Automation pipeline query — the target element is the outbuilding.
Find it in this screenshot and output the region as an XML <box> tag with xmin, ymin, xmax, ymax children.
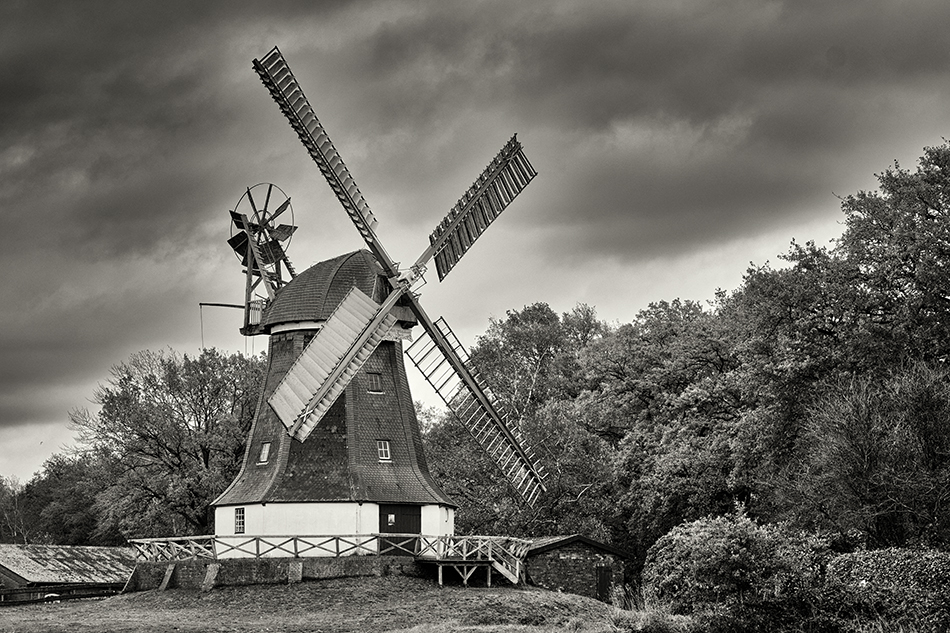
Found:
<box><xmin>525</xmin><ymin>534</ymin><xmax>628</xmax><ymax>603</ymax></box>
<box><xmin>0</xmin><ymin>544</ymin><xmax>135</xmax><ymax>603</ymax></box>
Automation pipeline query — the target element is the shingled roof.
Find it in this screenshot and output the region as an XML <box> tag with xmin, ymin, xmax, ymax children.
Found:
<box><xmin>0</xmin><ymin>544</ymin><xmax>135</xmax><ymax>587</ymax></box>
<box><xmin>260</xmin><ymin>250</ymin><xmax>383</xmax><ymax>330</ymax></box>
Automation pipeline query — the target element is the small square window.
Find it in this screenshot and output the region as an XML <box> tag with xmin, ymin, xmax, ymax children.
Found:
<box><xmin>234</xmin><ymin>507</ymin><xmax>245</xmax><ymax>534</ymax></box>
<box><xmin>367</xmin><ymin>372</ymin><xmax>383</xmax><ymax>393</ymax></box>
<box><xmin>377</xmin><ymin>440</ymin><xmax>391</xmax><ymax>462</ymax></box>
<box><xmin>257</xmin><ymin>442</ymin><xmax>271</xmax><ymax>463</ymax></box>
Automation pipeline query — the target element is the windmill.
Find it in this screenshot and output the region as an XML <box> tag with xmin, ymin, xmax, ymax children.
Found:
<box><xmin>213</xmin><ymin>47</ymin><xmax>544</xmax><ymax>543</ymax></box>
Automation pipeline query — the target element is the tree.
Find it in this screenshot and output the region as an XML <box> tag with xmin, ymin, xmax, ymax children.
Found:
<box><xmin>425</xmin><ymin>303</ymin><xmax>611</xmax><ymax>536</ymax></box>
<box><xmin>584</xmin><ymin>299</ymin><xmax>745</xmax><ymax>434</ymax></box>
<box><xmin>17</xmin><ymin>452</ymin><xmax>123</xmax><ymax>545</ymax></box>
<box><xmin>0</xmin><ymin>475</ymin><xmax>26</xmax><ymax>544</ymax></box>
<box><xmin>521</xmin><ymin>397</ymin><xmax>617</xmax><ymax>541</ymax></box>
<box><xmin>573</xmin><ymin>300</ymin><xmax>754</xmax><ymax>565</ymax></box>
<box><xmin>69</xmin><ymin>347</ymin><xmax>265</xmax><ymax>537</ymax></box>
<box><xmin>470</xmin><ymin>303</ymin><xmax>604</xmax><ymax>417</ymax></box>
<box><xmin>728</xmin><ymin>141</ymin><xmax>950</xmax><ymax>538</ymax></box>
<box><xmin>838</xmin><ymin>143</ymin><xmax>950</xmax><ymax>363</ymax></box>
<box><xmin>786</xmin><ymin>363</ymin><xmax>950</xmax><ymax>547</ymax></box>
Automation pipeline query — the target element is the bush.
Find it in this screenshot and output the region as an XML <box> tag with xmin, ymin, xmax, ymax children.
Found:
<box><xmin>822</xmin><ymin>549</ymin><xmax>950</xmax><ymax>632</ymax></box>
<box><xmin>641</xmin><ymin>512</ymin><xmax>831</xmax><ymax>632</ymax></box>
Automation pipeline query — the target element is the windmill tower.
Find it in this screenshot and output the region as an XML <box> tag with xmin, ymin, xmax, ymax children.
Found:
<box><xmin>213</xmin><ymin>47</ymin><xmax>544</xmax><ymax>546</ymax></box>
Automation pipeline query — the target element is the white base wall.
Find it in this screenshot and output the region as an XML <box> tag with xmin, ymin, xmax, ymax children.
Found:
<box><xmin>422</xmin><ymin>504</ymin><xmax>454</xmax><ymax>536</ymax></box>
<box><xmin>214</xmin><ymin>502</ymin><xmax>455</xmax><ymax>559</ymax></box>
<box><xmin>219</xmin><ymin>502</ymin><xmax>374</xmax><ymax>536</ymax></box>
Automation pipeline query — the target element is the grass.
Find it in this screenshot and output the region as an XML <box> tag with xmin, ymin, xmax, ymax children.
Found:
<box><xmin>0</xmin><ymin>575</ymin><xmax>620</xmax><ymax>633</ymax></box>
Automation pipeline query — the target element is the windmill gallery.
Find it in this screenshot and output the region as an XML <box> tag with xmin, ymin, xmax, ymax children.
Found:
<box><xmin>126</xmin><ymin>47</ymin><xmax>606</xmax><ymax>592</ymax></box>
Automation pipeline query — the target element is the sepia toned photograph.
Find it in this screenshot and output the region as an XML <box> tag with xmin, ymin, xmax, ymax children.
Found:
<box><xmin>2</xmin><ymin>1</ymin><xmax>950</xmax><ymax>631</ymax></box>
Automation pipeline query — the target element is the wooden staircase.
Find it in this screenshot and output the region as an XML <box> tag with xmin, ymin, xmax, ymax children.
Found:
<box><xmin>414</xmin><ymin>535</ymin><xmax>531</xmax><ymax>586</ymax></box>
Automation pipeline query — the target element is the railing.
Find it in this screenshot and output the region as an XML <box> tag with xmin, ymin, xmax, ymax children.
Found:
<box><xmin>131</xmin><ymin>536</ymin><xmax>215</xmax><ymax>561</ymax></box>
<box><xmin>130</xmin><ymin>534</ymin><xmax>531</xmax><ymax>584</ymax></box>
<box><xmin>415</xmin><ymin>534</ymin><xmax>531</xmax><ymax>581</ymax></box>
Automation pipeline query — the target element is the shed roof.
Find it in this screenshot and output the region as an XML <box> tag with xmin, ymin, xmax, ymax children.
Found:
<box><xmin>0</xmin><ymin>544</ymin><xmax>135</xmax><ymax>585</ymax></box>
<box><xmin>527</xmin><ymin>534</ymin><xmax>630</xmax><ymax>558</ymax></box>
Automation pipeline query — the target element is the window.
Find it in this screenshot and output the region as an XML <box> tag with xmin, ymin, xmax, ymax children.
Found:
<box><xmin>257</xmin><ymin>442</ymin><xmax>271</xmax><ymax>463</ymax></box>
<box><xmin>376</xmin><ymin>440</ymin><xmax>391</xmax><ymax>462</ymax></box>
<box><xmin>367</xmin><ymin>372</ymin><xmax>383</xmax><ymax>393</ymax></box>
<box><xmin>234</xmin><ymin>507</ymin><xmax>245</xmax><ymax>534</ymax></box>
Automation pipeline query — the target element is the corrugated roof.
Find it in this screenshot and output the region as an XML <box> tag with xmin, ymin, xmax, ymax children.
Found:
<box><xmin>0</xmin><ymin>544</ymin><xmax>135</xmax><ymax>585</ymax></box>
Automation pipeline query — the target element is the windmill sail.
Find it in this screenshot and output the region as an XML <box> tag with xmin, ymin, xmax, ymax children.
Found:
<box><xmin>418</xmin><ymin>136</ymin><xmax>537</xmax><ymax>282</ymax></box>
<box><xmin>254</xmin><ymin>47</ymin><xmax>380</xmax><ymax>245</ymax></box>
<box><xmin>269</xmin><ymin>287</ymin><xmax>398</xmax><ymax>441</ymax></box>
<box><xmin>252</xmin><ymin>45</ymin><xmax>544</xmax><ymax>505</ymax></box>
<box><xmin>406</xmin><ymin>312</ymin><xmax>546</xmax><ymax>506</ymax></box>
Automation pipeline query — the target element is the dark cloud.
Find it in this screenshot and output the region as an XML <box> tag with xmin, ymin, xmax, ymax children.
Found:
<box><xmin>3</xmin><ymin>0</ymin><xmax>950</xmax><ymax>478</ymax></box>
<box><xmin>259</xmin><ymin>0</ymin><xmax>950</xmax><ymax>262</ymax></box>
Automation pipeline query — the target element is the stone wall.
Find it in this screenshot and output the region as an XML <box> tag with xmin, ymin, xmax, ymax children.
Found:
<box><xmin>127</xmin><ymin>555</ymin><xmax>426</xmax><ymax>592</ymax></box>
<box><xmin>525</xmin><ymin>542</ymin><xmax>624</xmax><ymax>603</ymax></box>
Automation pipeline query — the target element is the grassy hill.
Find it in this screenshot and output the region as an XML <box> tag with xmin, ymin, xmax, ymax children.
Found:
<box><xmin>0</xmin><ymin>576</ymin><xmax>625</xmax><ymax>633</ymax></box>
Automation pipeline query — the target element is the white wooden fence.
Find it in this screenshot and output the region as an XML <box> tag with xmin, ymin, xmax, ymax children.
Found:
<box><xmin>129</xmin><ymin>533</ymin><xmax>531</xmax><ymax>584</ymax></box>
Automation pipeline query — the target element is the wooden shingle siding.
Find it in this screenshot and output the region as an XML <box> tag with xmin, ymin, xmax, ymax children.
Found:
<box><xmin>213</xmin><ymin>251</ymin><xmax>453</xmax><ymax>510</ymax></box>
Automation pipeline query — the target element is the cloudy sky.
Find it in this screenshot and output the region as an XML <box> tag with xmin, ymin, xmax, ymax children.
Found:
<box><xmin>3</xmin><ymin>0</ymin><xmax>950</xmax><ymax>481</ymax></box>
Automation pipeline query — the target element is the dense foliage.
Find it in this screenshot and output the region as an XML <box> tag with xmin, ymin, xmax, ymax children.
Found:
<box><xmin>643</xmin><ymin>513</ymin><xmax>823</xmax><ymax>612</ymax></box>
<box><xmin>424</xmin><ymin>142</ymin><xmax>950</xmax><ymax>568</ymax></box>
<box><xmin>822</xmin><ymin>549</ymin><xmax>950</xmax><ymax>631</ymax></box>
<box><xmin>641</xmin><ymin>513</ymin><xmax>831</xmax><ymax>632</ymax></box>
<box><xmin>420</xmin><ymin>142</ymin><xmax>950</xmax><ymax>629</ymax></box>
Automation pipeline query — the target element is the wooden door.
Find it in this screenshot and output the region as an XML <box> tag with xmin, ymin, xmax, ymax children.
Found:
<box><xmin>378</xmin><ymin>504</ymin><xmax>421</xmax><ymax>556</ymax></box>
<box><xmin>596</xmin><ymin>566</ymin><xmax>612</xmax><ymax>602</ymax></box>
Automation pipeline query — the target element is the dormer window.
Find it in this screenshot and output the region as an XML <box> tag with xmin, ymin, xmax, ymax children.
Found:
<box><xmin>377</xmin><ymin>440</ymin><xmax>392</xmax><ymax>462</ymax></box>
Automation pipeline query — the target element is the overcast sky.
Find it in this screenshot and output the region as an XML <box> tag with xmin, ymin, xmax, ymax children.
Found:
<box><xmin>3</xmin><ymin>0</ymin><xmax>950</xmax><ymax>481</ymax></box>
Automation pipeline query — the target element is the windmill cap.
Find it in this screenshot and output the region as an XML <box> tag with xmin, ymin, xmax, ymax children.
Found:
<box><xmin>258</xmin><ymin>250</ymin><xmax>414</xmax><ymax>333</ymax></box>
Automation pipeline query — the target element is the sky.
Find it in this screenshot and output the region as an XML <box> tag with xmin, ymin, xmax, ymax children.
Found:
<box><xmin>3</xmin><ymin>0</ymin><xmax>950</xmax><ymax>482</ymax></box>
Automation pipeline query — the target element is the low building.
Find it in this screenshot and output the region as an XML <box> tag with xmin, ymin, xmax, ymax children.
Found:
<box><xmin>525</xmin><ymin>535</ymin><xmax>628</xmax><ymax>603</ymax></box>
<box><xmin>0</xmin><ymin>544</ymin><xmax>135</xmax><ymax>603</ymax></box>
